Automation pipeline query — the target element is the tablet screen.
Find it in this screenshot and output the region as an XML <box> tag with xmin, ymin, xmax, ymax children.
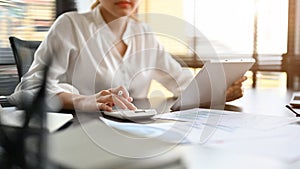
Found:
<box><xmin>171</xmin><ymin>58</ymin><xmax>255</xmax><ymax>111</ymax></box>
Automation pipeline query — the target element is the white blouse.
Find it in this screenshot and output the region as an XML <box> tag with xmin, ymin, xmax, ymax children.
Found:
<box><xmin>14</xmin><ymin>7</ymin><xmax>193</xmax><ymax>99</ymax></box>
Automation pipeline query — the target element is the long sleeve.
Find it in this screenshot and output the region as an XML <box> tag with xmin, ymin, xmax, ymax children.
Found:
<box><xmin>154</xmin><ymin>41</ymin><xmax>194</xmax><ymax>97</ymax></box>
<box><xmin>140</xmin><ymin>24</ymin><xmax>193</xmax><ymax>97</ymax></box>
<box><xmin>10</xmin><ymin>9</ymin><xmax>195</xmax><ymax>105</ymax></box>
<box><xmin>12</xmin><ymin>13</ymin><xmax>81</xmax><ymax>106</ymax></box>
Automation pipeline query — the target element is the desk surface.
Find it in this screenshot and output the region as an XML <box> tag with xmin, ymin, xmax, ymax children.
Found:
<box><xmin>228</xmin><ymin>88</ymin><xmax>294</xmax><ymax>117</ymax></box>
<box><xmin>138</xmin><ymin>88</ymin><xmax>294</xmax><ymax>117</ymax></box>
<box><xmin>72</xmin><ymin>88</ymin><xmax>295</xmax><ymax>125</ymax></box>
<box><xmin>49</xmin><ymin>88</ymin><xmax>300</xmax><ymax>169</ymax></box>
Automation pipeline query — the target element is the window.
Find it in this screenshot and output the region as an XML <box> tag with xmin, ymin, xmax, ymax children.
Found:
<box><xmin>138</xmin><ymin>0</ymin><xmax>291</xmax><ymax>89</ymax></box>
<box><xmin>0</xmin><ymin>0</ymin><xmax>55</xmax><ymax>47</ymax></box>
<box><xmin>139</xmin><ymin>0</ymin><xmax>288</xmax><ymax>65</ymax></box>
<box><xmin>0</xmin><ymin>0</ymin><xmax>55</xmax><ymax>95</ymax></box>
<box><xmin>76</xmin><ymin>0</ymin><xmax>289</xmax><ymax>62</ymax></box>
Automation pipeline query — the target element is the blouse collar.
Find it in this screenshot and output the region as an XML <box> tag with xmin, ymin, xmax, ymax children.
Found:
<box><xmin>91</xmin><ymin>6</ymin><xmax>135</xmax><ymax>45</ymax></box>
<box><xmin>92</xmin><ymin>6</ymin><xmax>106</xmax><ymax>28</ymax></box>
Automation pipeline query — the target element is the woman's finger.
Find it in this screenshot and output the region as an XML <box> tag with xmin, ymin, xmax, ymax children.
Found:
<box><xmin>97</xmin><ymin>103</ymin><xmax>113</xmax><ymax>111</ymax></box>
<box><xmin>127</xmin><ymin>97</ymin><xmax>133</xmax><ymax>102</ymax></box>
<box><xmin>96</xmin><ymin>90</ymin><xmax>111</xmax><ymax>97</ymax></box>
<box><xmin>226</xmin><ymin>84</ymin><xmax>244</xmax><ymax>102</ymax></box>
<box><xmin>116</xmin><ymin>95</ymin><xmax>137</xmax><ymax>110</ymax></box>
<box><xmin>112</xmin><ymin>95</ymin><xmax>128</xmax><ymax>109</ymax></box>
<box><xmin>97</xmin><ymin>94</ymin><xmax>114</xmax><ymax>103</ymax></box>
<box><xmin>233</xmin><ymin>76</ymin><xmax>247</xmax><ymax>85</ymax></box>
<box><xmin>96</xmin><ymin>93</ymin><xmax>136</xmax><ymax>110</ymax></box>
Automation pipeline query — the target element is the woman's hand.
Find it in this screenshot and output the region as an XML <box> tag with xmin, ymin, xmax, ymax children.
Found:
<box><xmin>58</xmin><ymin>86</ymin><xmax>136</xmax><ymax>112</ymax></box>
<box><xmin>225</xmin><ymin>76</ymin><xmax>247</xmax><ymax>102</ymax></box>
<box><xmin>108</xmin><ymin>86</ymin><xmax>136</xmax><ymax>111</ymax></box>
<box><xmin>81</xmin><ymin>86</ymin><xmax>136</xmax><ymax>112</ymax></box>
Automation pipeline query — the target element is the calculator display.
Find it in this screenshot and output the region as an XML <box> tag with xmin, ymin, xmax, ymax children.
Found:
<box><xmin>103</xmin><ymin>109</ymin><xmax>157</xmax><ymax>120</ymax></box>
<box><xmin>134</xmin><ymin>110</ymin><xmax>146</xmax><ymax>113</ymax></box>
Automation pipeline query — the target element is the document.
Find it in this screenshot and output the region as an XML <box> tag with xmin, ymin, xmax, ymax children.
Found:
<box><xmin>153</xmin><ymin>108</ymin><xmax>300</xmax><ymax>162</ymax></box>
<box><xmin>154</xmin><ymin>108</ymin><xmax>300</xmax><ymax>130</ymax></box>
<box><xmin>99</xmin><ymin>108</ymin><xmax>300</xmax><ymax>145</ymax></box>
<box><xmin>206</xmin><ymin>124</ymin><xmax>300</xmax><ymax>162</ymax></box>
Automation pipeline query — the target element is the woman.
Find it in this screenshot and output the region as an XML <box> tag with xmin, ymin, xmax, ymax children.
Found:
<box><xmin>12</xmin><ymin>0</ymin><xmax>246</xmax><ymax>112</ymax></box>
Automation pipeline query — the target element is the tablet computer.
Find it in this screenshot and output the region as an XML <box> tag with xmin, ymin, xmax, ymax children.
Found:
<box><xmin>171</xmin><ymin>58</ymin><xmax>255</xmax><ymax>111</ymax></box>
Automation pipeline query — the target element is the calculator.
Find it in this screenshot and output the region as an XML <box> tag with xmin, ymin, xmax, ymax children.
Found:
<box><xmin>102</xmin><ymin>109</ymin><xmax>157</xmax><ymax>120</ymax></box>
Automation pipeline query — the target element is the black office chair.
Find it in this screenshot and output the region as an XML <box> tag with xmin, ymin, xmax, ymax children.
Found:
<box><xmin>9</xmin><ymin>36</ymin><xmax>41</xmax><ymax>81</ymax></box>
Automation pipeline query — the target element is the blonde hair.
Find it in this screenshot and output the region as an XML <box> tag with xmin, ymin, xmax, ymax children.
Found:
<box><xmin>91</xmin><ymin>0</ymin><xmax>139</xmax><ymax>21</ymax></box>
<box><xmin>91</xmin><ymin>0</ymin><xmax>100</xmax><ymax>10</ymax></box>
